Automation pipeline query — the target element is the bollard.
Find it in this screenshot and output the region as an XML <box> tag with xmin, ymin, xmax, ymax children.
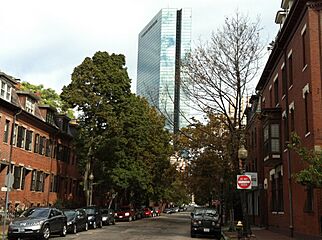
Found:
<box><xmin>236</xmin><ymin>221</ymin><xmax>243</xmax><ymax>239</ymax></box>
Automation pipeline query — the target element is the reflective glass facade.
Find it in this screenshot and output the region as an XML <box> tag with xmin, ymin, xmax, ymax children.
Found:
<box><xmin>137</xmin><ymin>8</ymin><xmax>192</xmax><ymax>132</ymax></box>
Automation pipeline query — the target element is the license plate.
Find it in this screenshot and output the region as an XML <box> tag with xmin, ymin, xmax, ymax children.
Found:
<box><xmin>203</xmin><ymin>228</ymin><xmax>210</xmax><ymax>232</ymax></box>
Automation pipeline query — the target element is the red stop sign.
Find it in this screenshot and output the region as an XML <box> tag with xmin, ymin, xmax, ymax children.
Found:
<box><xmin>237</xmin><ymin>175</ymin><xmax>252</xmax><ymax>189</ymax></box>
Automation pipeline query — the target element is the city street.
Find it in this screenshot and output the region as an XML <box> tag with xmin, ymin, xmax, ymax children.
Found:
<box><xmin>58</xmin><ymin>212</ymin><xmax>216</xmax><ymax>240</ymax></box>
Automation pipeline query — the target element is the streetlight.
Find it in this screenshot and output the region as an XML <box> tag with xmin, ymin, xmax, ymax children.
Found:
<box><xmin>238</xmin><ymin>145</ymin><xmax>251</xmax><ymax>237</ymax></box>
<box><xmin>88</xmin><ymin>173</ymin><xmax>94</xmax><ymax>206</ymax></box>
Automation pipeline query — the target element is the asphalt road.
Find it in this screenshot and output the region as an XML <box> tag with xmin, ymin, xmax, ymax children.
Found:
<box><xmin>54</xmin><ymin>212</ymin><xmax>219</xmax><ymax>240</ymax></box>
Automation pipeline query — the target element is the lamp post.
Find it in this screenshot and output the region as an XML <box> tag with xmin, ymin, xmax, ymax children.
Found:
<box><xmin>88</xmin><ymin>173</ymin><xmax>94</xmax><ymax>206</ymax></box>
<box><xmin>238</xmin><ymin>145</ymin><xmax>251</xmax><ymax>237</ymax></box>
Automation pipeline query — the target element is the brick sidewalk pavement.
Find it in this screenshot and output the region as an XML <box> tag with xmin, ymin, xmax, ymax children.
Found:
<box><xmin>224</xmin><ymin>229</ymin><xmax>294</xmax><ymax>240</ymax></box>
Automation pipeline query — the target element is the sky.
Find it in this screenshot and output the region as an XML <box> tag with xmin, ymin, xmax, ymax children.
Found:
<box><xmin>0</xmin><ymin>0</ymin><xmax>281</xmax><ymax>94</ymax></box>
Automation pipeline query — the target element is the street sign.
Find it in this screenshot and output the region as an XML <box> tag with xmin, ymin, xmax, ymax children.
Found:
<box><xmin>245</xmin><ymin>172</ymin><xmax>258</xmax><ymax>187</ymax></box>
<box><xmin>5</xmin><ymin>173</ymin><xmax>14</xmax><ymax>188</ymax></box>
<box><xmin>237</xmin><ymin>175</ymin><xmax>252</xmax><ymax>189</ymax></box>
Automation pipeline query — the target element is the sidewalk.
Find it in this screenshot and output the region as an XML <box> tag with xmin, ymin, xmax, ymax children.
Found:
<box><xmin>224</xmin><ymin>228</ymin><xmax>294</xmax><ymax>240</ymax></box>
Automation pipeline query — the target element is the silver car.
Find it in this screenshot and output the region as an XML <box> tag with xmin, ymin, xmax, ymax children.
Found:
<box><xmin>7</xmin><ymin>207</ymin><xmax>67</xmax><ymax>240</ymax></box>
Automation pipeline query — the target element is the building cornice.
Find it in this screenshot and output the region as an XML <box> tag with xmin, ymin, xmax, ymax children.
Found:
<box><xmin>307</xmin><ymin>1</ymin><xmax>322</xmax><ymax>10</ymax></box>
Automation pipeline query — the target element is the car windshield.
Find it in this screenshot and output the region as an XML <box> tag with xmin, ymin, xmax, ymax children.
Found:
<box><xmin>194</xmin><ymin>208</ymin><xmax>217</xmax><ymax>216</ymax></box>
<box><xmin>84</xmin><ymin>208</ymin><xmax>95</xmax><ymax>214</ymax></box>
<box><xmin>64</xmin><ymin>210</ymin><xmax>76</xmax><ymax>219</ymax></box>
<box><xmin>21</xmin><ymin>208</ymin><xmax>50</xmax><ymax>218</ymax></box>
<box><xmin>101</xmin><ymin>209</ymin><xmax>110</xmax><ymax>214</ymax></box>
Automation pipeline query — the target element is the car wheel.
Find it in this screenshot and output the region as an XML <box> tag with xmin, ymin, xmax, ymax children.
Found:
<box><xmin>72</xmin><ymin>224</ymin><xmax>77</xmax><ymax>234</ymax></box>
<box><xmin>93</xmin><ymin>221</ymin><xmax>97</xmax><ymax>229</ymax></box>
<box><xmin>60</xmin><ymin>224</ymin><xmax>67</xmax><ymax>237</ymax></box>
<box><xmin>128</xmin><ymin>216</ymin><xmax>132</xmax><ymax>222</ymax></box>
<box><xmin>98</xmin><ymin>220</ymin><xmax>103</xmax><ymax>228</ymax></box>
<box><xmin>42</xmin><ymin>225</ymin><xmax>50</xmax><ymax>240</ymax></box>
<box><xmin>190</xmin><ymin>231</ymin><xmax>196</xmax><ymax>238</ymax></box>
<box><xmin>84</xmin><ymin>222</ymin><xmax>89</xmax><ymax>231</ymax></box>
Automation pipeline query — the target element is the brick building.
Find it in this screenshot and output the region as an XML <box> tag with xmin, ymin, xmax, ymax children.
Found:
<box><xmin>245</xmin><ymin>0</ymin><xmax>322</xmax><ymax>239</ymax></box>
<box><xmin>0</xmin><ymin>71</ymin><xmax>84</xmax><ymax>212</ymax></box>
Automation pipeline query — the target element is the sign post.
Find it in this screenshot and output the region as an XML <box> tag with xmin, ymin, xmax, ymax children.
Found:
<box><xmin>237</xmin><ymin>175</ymin><xmax>252</xmax><ymax>190</ymax></box>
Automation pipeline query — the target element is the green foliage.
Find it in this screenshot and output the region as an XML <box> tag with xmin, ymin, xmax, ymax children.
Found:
<box><xmin>288</xmin><ymin>133</ymin><xmax>322</xmax><ymax>188</ymax></box>
<box><xmin>61</xmin><ymin>51</ymin><xmax>174</xmax><ymax>205</ymax></box>
<box><xmin>20</xmin><ymin>82</ymin><xmax>74</xmax><ymax>118</ymax></box>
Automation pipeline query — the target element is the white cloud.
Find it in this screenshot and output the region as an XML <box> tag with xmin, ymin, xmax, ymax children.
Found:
<box><xmin>0</xmin><ymin>0</ymin><xmax>281</xmax><ymax>93</ymax></box>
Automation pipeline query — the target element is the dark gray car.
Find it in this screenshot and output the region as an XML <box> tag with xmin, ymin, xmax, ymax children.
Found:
<box><xmin>101</xmin><ymin>208</ymin><xmax>115</xmax><ymax>225</ymax></box>
<box><xmin>7</xmin><ymin>207</ymin><xmax>67</xmax><ymax>240</ymax></box>
<box><xmin>190</xmin><ymin>207</ymin><xmax>221</xmax><ymax>239</ymax></box>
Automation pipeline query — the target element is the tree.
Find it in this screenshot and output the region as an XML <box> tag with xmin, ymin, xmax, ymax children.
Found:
<box><xmin>61</xmin><ymin>51</ymin><xmax>173</xmax><ymax>206</ymax></box>
<box><xmin>182</xmin><ymin>11</ymin><xmax>265</xmax><ymax>173</ymax></box>
<box><xmin>288</xmin><ymin>134</ymin><xmax>322</xmax><ymax>188</ymax></box>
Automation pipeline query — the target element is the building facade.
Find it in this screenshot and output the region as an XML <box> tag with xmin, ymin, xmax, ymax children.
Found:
<box><xmin>136</xmin><ymin>8</ymin><xmax>192</xmax><ymax>132</ymax></box>
<box><xmin>246</xmin><ymin>0</ymin><xmax>322</xmax><ymax>238</ymax></box>
<box><xmin>0</xmin><ymin>72</ymin><xmax>83</xmax><ymax>213</ymax></box>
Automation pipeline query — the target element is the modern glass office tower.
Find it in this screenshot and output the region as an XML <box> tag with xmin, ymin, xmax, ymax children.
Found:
<box><xmin>137</xmin><ymin>8</ymin><xmax>192</xmax><ymax>132</ymax></box>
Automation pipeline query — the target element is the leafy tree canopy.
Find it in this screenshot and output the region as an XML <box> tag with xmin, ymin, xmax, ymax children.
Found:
<box><xmin>288</xmin><ymin>133</ymin><xmax>322</xmax><ymax>188</ymax></box>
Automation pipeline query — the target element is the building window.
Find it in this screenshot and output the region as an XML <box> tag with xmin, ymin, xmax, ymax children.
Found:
<box><xmin>0</xmin><ymin>80</ymin><xmax>12</xmax><ymax>102</ymax></box>
<box><xmin>31</xmin><ymin>170</ymin><xmax>37</xmax><ymax>191</ymax></box>
<box><xmin>13</xmin><ymin>166</ymin><xmax>26</xmax><ymax>190</ymax></box>
<box><xmin>271</xmin><ymin>168</ymin><xmax>284</xmax><ymax>212</ymax></box>
<box><xmin>46</xmin><ymin>111</ymin><xmax>55</xmax><ymax>125</ymax></box>
<box><xmin>25</xmin><ymin>130</ymin><xmax>33</xmax><ymax>151</ymax></box>
<box><xmin>3</xmin><ymin>120</ymin><xmax>10</xmax><ymax>143</ymax></box>
<box><xmin>45</xmin><ymin>139</ymin><xmax>51</xmax><ymax>157</ymax></box>
<box><xmin>31</xmin><ymin>170</ymin><xmax>45</xmax><ymax>192</ymax></box>
<box><xmin>274</xmin><ymin>78</ymin><xmax>279</xmax><ymax>106</ymax></box>
<box><xmin>25</xmin><ymin>97</ymin><xmax>35</xmax><ymax>114</ymax></box>
<box><xmin>304</xmin><ymin>92</ymin><xmax>309</xmax><ymax>133</ymax></box>
<box><xmin>302</xmin><ymin>28</ymin><xmax>307</xmax><ymax>68</ymax></box>
<box><xmin>50</xmin><ymin>175</ymin><xmax>59</xmax><ymax>193</ymax></box>
<box><xmin>264</xmin><ymin>123</ymin><xmax>280</xmax><ymax>157</ymax></box>
<box><xmin>34</xmin><ymin>134</ymin><xmax>40</xmax><ymax>153</ymax></box>
<box><xmin>282</xmin><ymin>66</ymin><xmax>287</xmax><ymax>96</ymax></box>
<box><xmin>39</xmin><ymin>137</ymin><xmax>46</xmax><ymax>155</ymax></box>
<box><xmin>305</xmin><ymin>185</ymin><xmax>314</xmax><ymax>212</ymax></box>
<box><xmin>16</xmin><ymin>126</ymin><xmax>26</xmax><ymax>148</ymax></box>
<box><xmin>12</xmin><ymin>124</ymin><xmax>18</xmax><ymax>146</ymax></box>
<box><xmin>288</xmin><ymin>54</ymin><xmax>293</xmax><ymax>86</ymax></box>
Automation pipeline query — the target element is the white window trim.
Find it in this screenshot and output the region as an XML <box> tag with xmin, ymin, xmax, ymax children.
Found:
<box><xmin>301</xmin><ymin>24</ymin><xmax>307</xmax><ymax>35</ymax></box>
<box><xmin>273</xmin><ymin>74</ymin><xmax>279</xmax><ymax>82</ymax></box>
<box><xmin>280</xmin><ymin>62</ymin><xmax>285</xmax><ymax>70</ymax></box>
<box><xmin>302</xmin><ymin>83</ymin><xmax>310</xmax><ymax>98</ymax></box>
<box><xmin>287</xmin><ymin>49</ymin><xmax>293</xmax><ymax>58</ymax></box>
<box><xmin>289</xmin><ymin>101</ymin><xmax>295</xmax><ymax>112</ymax></box>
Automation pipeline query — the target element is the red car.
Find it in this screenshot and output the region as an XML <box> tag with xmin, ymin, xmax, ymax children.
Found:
<box><xmin>143</xmin><ymin>208</ymin><xmax>152</xmax><ymax>217</ymax></box>
<box><xmin>115</xmin><ymin>207</ymin><xmax>136</xmax><ymax>222</ymax></box>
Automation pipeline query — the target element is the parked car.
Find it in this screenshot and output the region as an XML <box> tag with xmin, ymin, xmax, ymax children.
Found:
<box><xmin>142</xmin><ymin>207</ymin><xmax>152</xmax><ymax>218</ymax></box>
<box><xmin>151</xmin><ymin>207</ymin><xmax>161</xmax><ymax>216</ymax></box>
<box><xmin>83</xmin><ymin>206</ymin><xmax>103</xmax><ymax>229</ymax></box>
<box><xmin>190</xmin><ymin>207</ymin><xmax>221</xmax><ymax>239</ymax></box>
<box><xmin>101</xmin><ymin>208</ymin><xmax>115</xmax><ymax>225</ymax></box>
<box><xmin>7</xmin><ymin>207</ymin><xmax>67</xmax><ymax>240</ymax></box>
<box><xmin>63</xmin><ymin>209</ymin><xmax>88</xmax><ymax>234</ymax></box>
<box><xmin>163</xmin><ymin>208</ymin><xmax>174</xmax><ymax>214</ymax></box>
<box><xmin>115</xmin><ymin>207</ymin><xmax>136</xmax><ymax>222</ymax></box>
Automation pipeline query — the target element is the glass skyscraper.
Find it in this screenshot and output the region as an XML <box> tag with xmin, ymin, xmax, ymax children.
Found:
<box><xmin>137</xmin><ymin>8</ymin><xmax>192</xmax><ymax>132</ymax></box>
